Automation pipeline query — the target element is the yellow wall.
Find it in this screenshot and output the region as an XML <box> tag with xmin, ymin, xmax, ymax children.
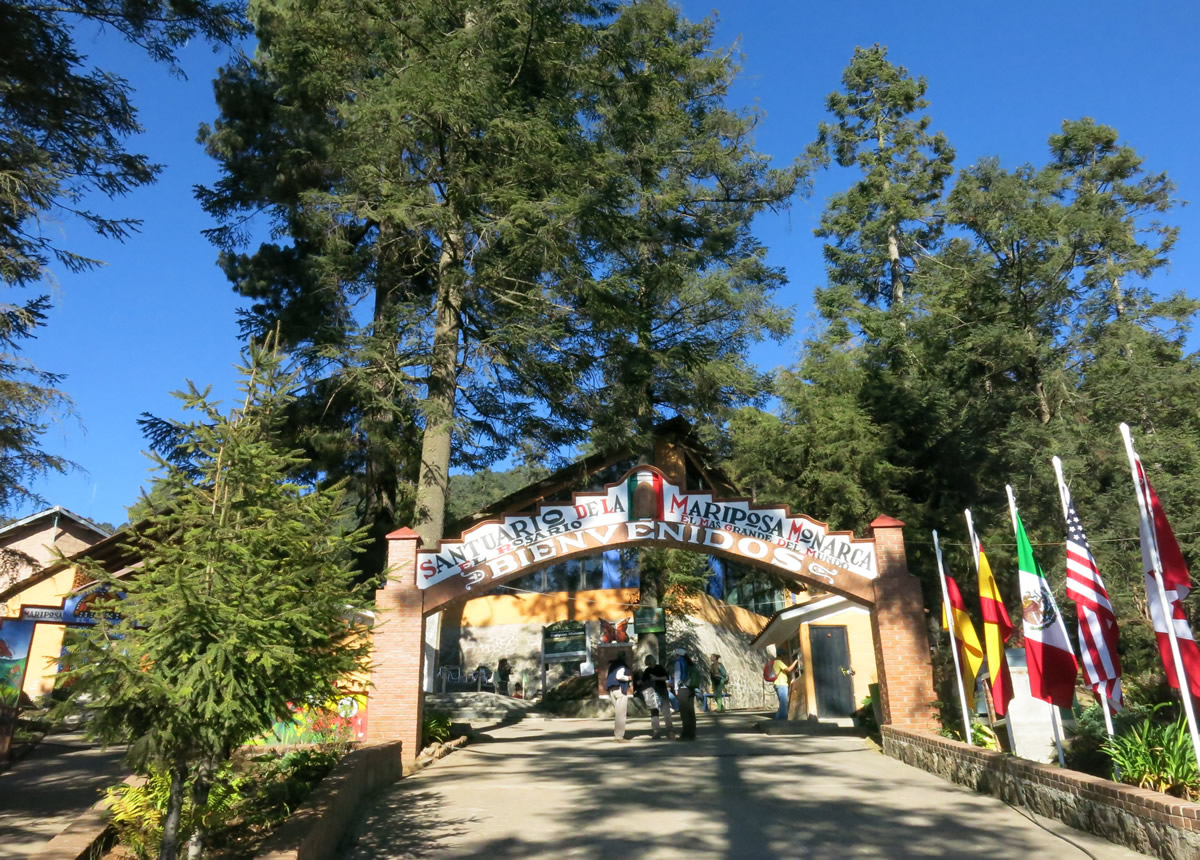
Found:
<box><xmin>798</xmin><ymin>608</ymin><xmax>877</xmax><ymax>719</ymax></box>
<box><xmin>3</xmin><ymin>566</ymin><xmax>78</xmax><ymax>699</ymax></box>
<box><xmin>453</xmin><ymin>587</ymin><xmax>768</xmax><ymax>637</ymax></box>
<box><xmin>456</xmin><ymin>587</ymin><xmax>642</xmax><ymax>627</ymax></box>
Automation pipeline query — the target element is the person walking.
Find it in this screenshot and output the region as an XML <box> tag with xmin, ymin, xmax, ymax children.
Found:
<box><xmin>768</xmin><ymin>651</ymin><xmax>800</xmax><ymax>720</ymax></box>
<box><xmin>640</xmin><ymin>654</ymin><xmax>673</xmax><ymax>739</ymax></box>
<box><xmin>677</xmin><ymin>653</ymin><xmax>703</xmax><ymax>741</ymax></box>
<box><xmin>668</xmin><ymin>647</ymin><xmax>687</xmax><ymax>712</ymax></box>
<box><xmin>496</xmin><ymin>658</ymin><xmax>511</xmax><ymax>696</ymax></box>
<box><xmin>606</xmin><ymin>655</ymin><xmax>633</xmax><ymax>742</ymax></box>
<box><xmin>709</xmin><ymin>654</ymin><xmax>728</xmax><ymax>712</ymax></box>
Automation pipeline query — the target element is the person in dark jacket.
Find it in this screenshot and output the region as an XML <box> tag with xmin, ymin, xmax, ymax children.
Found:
<box><xmin>606</xmin><ymin>654</ymin><xmax>633</xmax><ymax>742</ymax></box>
<box><xmin>640</xmin><ymin>654</ymin><xmax>673</xmax><ymax>739</ymax></box>
<box><xmin>677</xmin><ymin>654</ymin><xmax>703</xmax><ymax>741</ymax></box>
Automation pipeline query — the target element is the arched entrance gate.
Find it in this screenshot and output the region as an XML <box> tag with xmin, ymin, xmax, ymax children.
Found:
<box><xmin>369</xmin><ymin>458</ymin><xmax>937</xmax><ymax>757</ymax></box>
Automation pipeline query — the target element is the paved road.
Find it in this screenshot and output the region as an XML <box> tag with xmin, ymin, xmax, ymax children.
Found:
<box><xmin>0</xmin><ymin>734</ymin><xmax>127</xmax><ymax>859</ymax></box>
<box><xmin>343</xmin><ymin>712</ymin><xmax>1148</xmax><ymax>860</ymax></box>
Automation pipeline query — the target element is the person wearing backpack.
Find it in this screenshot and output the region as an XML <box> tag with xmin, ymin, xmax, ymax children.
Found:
<box><xmin>606</xmin><ymin>654</ymin><xmax>634</xmax><ymax>742</ymax></box>
<box><xmin>765</xmin><ymin>651</ymin><xmax>799</xmax><ymax>720</ymax></box>
<box><xmin>709</xmin><ymin>654</ymin><xmax>728</xmax><ymax>712</ymax></box>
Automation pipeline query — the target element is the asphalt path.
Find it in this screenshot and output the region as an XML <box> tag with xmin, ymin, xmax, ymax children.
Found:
<box><xmin>342</xmin><ymin>712</ymin><xmax>1150</xmax><ymax>859</ymax></box>
<box><xmin>0</xmin><ymin>733</ymin><xmax>127</xmax><ymax>859</ymax></box>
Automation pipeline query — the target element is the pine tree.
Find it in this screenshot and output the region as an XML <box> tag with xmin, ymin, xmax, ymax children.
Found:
<box><xmin>0</xmin><ymin>0</ymin><xmax>247</xmax><ymax>517</ymax></box>
<box><xmin>808</xmin><ymin>44</ymin><xmax>954</xmax><ymax>342</ymax></box>
<box><xmin>60</xmin><ymin>339</ymin><xmax>369</xmax><ymax>860</ymax></box>
<box><xmin>571</xmin><ymin>1</ymin><xmax>802</xmax><ymax>450</ymax></box>
<box><xmin>198</xmin><ymin>0</ymin><xmax>803</xmax><ymax>560</ymax></box>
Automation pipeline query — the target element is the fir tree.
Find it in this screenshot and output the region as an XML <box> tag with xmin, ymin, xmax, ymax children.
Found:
<box><xmin>198</xmin><ymin>0</ymin><xmax>803</xmax><ymax>562</ymax></box>
<box><xmin>0</xmin><ymin>0</ymin><xmax>247</xmax><ymax>517</ymax></box>
<box><xmin>808</xmin><ymin>44</ymin><xmax>954</xmax><ymax>342</ymax></box>
<box><xmin>60</xmin><ymin>338</ymin><xmax>370</xmax><ymax>860</ymax></box>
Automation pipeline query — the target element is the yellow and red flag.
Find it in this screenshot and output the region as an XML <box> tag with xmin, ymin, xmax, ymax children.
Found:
<box><xmin>941</xmin><ymin>575</ymin><xmax>984</xmax><ymax>710</ymax></box>
<box><xmin>976</xmin><ymin>536</ymin><xmax>1015</xmax><ymax>717</ymax></box>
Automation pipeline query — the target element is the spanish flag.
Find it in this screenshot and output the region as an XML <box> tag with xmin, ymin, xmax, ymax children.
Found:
<box><xmin>941</xmin><ymin>575</ymin><xmax>984</xmax><ymax>710</ymax></box>
<box><xmin>976</xmin><ymin>538</ymin><xmax>1015</xmax><ymax>717</ymax></box>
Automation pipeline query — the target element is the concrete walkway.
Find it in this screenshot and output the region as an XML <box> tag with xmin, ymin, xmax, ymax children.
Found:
<box><xmin>0</xmin><ymin>734</ymin><xmax>127</xmax><ymax>859</ymax></box>
<box><xmin>343</xmin><ymin>712</ymin><xmax>1149</xmax><ymax>859</ymax></box>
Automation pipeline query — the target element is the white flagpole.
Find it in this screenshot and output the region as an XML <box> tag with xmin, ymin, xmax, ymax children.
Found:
<box><xmin>1005</xmin><ymin>485</ymin><xmax>1066</xmax><ymax>768</ymax></box>
<box><xmin>1120</xmin><ymin>423</ymin><xmax>1200</xmax><ymax>768</ymax></box>
<box><xmin>933</xmin><ymin>529</ymin><xmax>973</xmax><ymax>744</ymax></box>
<box><xmin>1051</xmin><ymin>455</ymin><xmax>1117</xmax><ymax>744</ymax></box>
<box><xmin>965</xmin><ymin>508</ymin><xmax>1017</xmax><ymax>753</ymax></box>
<box><xmin>1050</xmin><ymin>704</ymin><xmax>1066</xmax><ymax>768</ymax></box>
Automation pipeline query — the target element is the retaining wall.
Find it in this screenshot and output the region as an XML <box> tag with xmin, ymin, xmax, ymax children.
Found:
<box><xmin>882</xmin><ymin>726</ymin><xmax>1200</xmax><ymax>860</ymax></box>
<box><xmin>257</xmin><ymin>740</ymin><xmax>403</xmax><ymax>860</ymax></box>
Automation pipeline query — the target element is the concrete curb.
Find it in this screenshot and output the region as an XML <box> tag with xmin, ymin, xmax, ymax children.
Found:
<box><xmin>40</xmin><ymin>775</ymin><xmax>141</xmax><ymax>860</ymax></box>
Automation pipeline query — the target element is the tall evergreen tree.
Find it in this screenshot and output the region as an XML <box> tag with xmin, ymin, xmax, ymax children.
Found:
<box><xmin>198</xmin><ymin>0</ymin><xmax>803</xmax><ymax>563</ymax></box>
<box><xmin>807</xmin><ymin>44</ymin><xmax>954</xmax><ymax>343</ymax></box>
<box><xmin>571</xmin><ymin>2</ymin><xmax>801</xmax><ymax>450</ymax></box>
<box><xmin>0</xmin><ymin>0</ymin><xmax>247</xmax><ymax>516</ymax></box>
<box><xmin>742</xmin><ymin>43</ymin><xmax>1200</xmax><ymax>676</ymax></box>
<box><xmin>61</xmin><ymin>340</ymin><xmax>370</xmax><ymax>860</ymax></box>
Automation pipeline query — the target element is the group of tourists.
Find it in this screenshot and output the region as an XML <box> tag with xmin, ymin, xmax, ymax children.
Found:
<box><xmin>605</xmin><ymin>649</ymin><xmax>745</xmax><ymax>743</ymax></box>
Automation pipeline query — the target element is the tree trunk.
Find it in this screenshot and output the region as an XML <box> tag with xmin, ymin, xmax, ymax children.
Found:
<box><xmin>362</xmin><ymin>231</ymin><xmax>402</xmax><ymax>579</ymax></box>
<box><xmin>184</xmin><ymin>754</ymin><xmax>219</xmax><ymax>860</ymax></box>
<box><xmin>413</xmin><ymin>231</ymin><xmax>463</xmax><ymax>549</ymax></box>
<box><xmin>158</xmin><ymin>758</ymin><xmax>189</xmax><ymax>860</ymax></box>
<box><xmin>887</xmin><ymin>224</ymin><xmax>903</xmax><ymax>307</ymax></box>
<box><xmin>1034</xmin><ymin>380</ymin><xmax>1051</xmax><ymax>425</ymax></box>
<box><xmin>635</xmin><ymin>566</ymin><xmax>661</xmax><ymax>666</ymax></box>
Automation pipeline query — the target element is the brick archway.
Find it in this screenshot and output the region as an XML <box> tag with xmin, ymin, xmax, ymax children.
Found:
<box><xmin>369</xmin><ymin>469</ymin><xmax>936</xmax><ymax>759</ymax></box>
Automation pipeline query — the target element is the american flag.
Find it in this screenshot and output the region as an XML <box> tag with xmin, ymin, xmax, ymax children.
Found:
<box><xmin>1062</xmin><ymin>492</ymin><xmax>1123</xmax><ymax>707</ymax></box>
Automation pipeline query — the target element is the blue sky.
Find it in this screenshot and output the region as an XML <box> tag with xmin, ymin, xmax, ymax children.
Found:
<box><xmin>18</xmin><ymin>0</ymin><xmax>1200</xmax><ymax>527</ymax></box>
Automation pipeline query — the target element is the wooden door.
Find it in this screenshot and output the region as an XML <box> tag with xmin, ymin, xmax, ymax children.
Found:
<box><xmin>809</xmin><ymin>625</ymin><xmax>855</xmax><ymax>718</ymax></box>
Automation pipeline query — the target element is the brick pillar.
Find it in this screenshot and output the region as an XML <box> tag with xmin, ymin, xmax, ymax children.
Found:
<box><xmin>869</xmin><ymin>515</ymin><xmax>938</xmax><ymax>731</ymax></box>
<box><xmin>368</xmin><ymin>527</ymin><xmax>425</xmax><ymax>760</ymax></box>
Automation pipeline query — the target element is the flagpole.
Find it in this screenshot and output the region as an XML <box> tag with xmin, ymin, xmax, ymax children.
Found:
<box><xmin>965</xmin><ymin>508</ymin><xmax>1017</xmax><ymax>753</ymax></box>
<box><xmin>1120</xmin><ymin>423</ymin><xmax>1200</xmax><ymax>768</ymax></box>
<box><xmin>1051</xmin><ymin>455</ymin><xmax>1117</xmax><ymax>746</ymax></box>
<box><xmin>934</xmin><ymin>529</ymin><xmax>973</xmax><ymax>744</ymax></box>
<box><xmin>1005</xmin><ymin>485</ymin><xmax>1066</xmax><ymax>768</ymax></box>
<box><xmin>1050</xmin><ymin>703</ymin><xmax>1066</xmax><ymax>768</ymax></box>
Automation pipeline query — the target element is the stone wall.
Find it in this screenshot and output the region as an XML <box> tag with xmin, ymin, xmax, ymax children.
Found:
<box><xmin>882</xmin><ymin>726</ymin><xmax>1200</xmax><ymax>860</ymax></box>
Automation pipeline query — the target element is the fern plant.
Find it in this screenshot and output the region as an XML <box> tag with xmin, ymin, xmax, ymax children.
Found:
<box><xmin>106</xmin><ymin>765</ymin><xmax>246</xmax><ymax>859</ymax></box>
<box><xmin>422</xmin><ymin>710</ymin><xmax>453</xmax><ymax>748</ymax></box>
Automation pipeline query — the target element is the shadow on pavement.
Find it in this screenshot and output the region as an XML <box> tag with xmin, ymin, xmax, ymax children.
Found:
<box><xmin>342</xmin><ymin>714</ymin><xmax>1132</xmax><ymax>860</ymax></box>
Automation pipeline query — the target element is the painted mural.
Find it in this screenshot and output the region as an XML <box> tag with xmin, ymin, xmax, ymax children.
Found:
<box><xmin>0</xmin><ymin>619</ymin><xmax>37</xmax><ymax>756</ymax></box>
<box><xmin>250</xmin><ymin>693</ymin><xmax>368</xmax><ymax>746</ymax></box>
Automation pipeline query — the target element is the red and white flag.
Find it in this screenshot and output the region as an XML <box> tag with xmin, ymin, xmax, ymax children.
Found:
<box><xmin>1054</xmin><ymin>459</ymin><xmax>1122</xmax><ymax>708</ymax></box>
<box><xmin>1128</xmin><ymin>441</ymin><xmax>1200</xmax><ymax>698</ymax></box>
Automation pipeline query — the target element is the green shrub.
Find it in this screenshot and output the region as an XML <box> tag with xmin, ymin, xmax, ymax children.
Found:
<box><xmin>106</xmin><ymin>749</ymin><xmax>342</xmax><ymax>858</ymax></box>
<box><xmin>1065</xmin><ymin>702</ymin><xmax>1150</xmax><ymax>777</ymax></box>
<box><xmin>971</xmin><ymin>723</ymin><xmax>1000</xmax><ymax>750</ymax></box>
<box><xmin>1102</xmin><ymin>705</ymin><xmax>1200</xmax><ymax>800</ymax></box>
<box><xmin>422</xmin><ymin>710</ymin><xmax>452</xmax><ymax>748</ymax></box>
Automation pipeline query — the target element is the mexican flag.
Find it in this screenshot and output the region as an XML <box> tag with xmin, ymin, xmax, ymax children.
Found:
<box><xmin>626</xmin><ymin>471</ymin><xmax>664</xmax><ymax>521</ymax></box>
<box><xmin>1013</xmin><ymin>507</ymin><xmax>1079</xmax><ymax>708</ymax></box>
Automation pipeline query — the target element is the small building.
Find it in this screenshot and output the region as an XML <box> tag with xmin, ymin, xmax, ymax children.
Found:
<box><xmin>0</xmin><ymin>507</ymin><xmax>114</xmax><ymax>701</ymax></box>
<box><xmin>750</xmin><ymin>595</ymin><xmax>877</xmax><ymax>720</ymax></box>
<box><xmin>432</xmin><ymin>420</ymin><xmax>881</xmax><ymax>717</ymax></box>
